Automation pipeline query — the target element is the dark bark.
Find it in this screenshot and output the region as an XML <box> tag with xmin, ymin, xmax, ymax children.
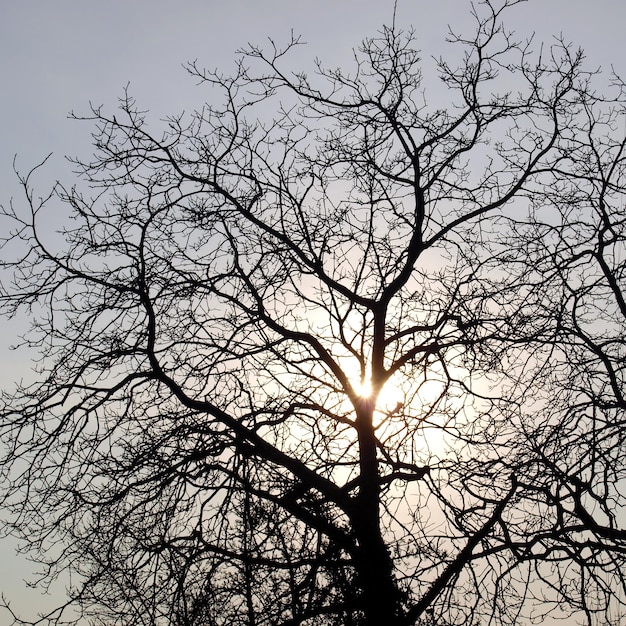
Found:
<box><xmin>352</xmin><ymin>401</ymin><xmax>406</xmax><ymax>625</ymax></box>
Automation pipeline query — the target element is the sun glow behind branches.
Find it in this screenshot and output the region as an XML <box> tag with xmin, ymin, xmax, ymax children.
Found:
<box><xmin>345</xmin><ymin>358</ymin><xmax>487</xmax><ymax>463</ymax></box>
<box><xmin>351</xmin><ymin>373</ymin><xmax>404</xmax><ymax>414</ymax></box>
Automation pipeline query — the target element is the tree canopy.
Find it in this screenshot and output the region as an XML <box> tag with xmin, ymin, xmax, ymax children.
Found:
<box><xmin>1</xmin><ymin>1</ymin><xmax>625</xmax><ymax>624</ymax></box>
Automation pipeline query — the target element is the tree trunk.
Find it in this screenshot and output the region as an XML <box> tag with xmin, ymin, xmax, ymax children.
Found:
<box><xmin>353</xmin><ymin>401</ymin><xmax>406</xmax><ymax>625</ymax></box>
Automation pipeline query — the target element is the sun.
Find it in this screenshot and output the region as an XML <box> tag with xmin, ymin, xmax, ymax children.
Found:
<box><xmin>353</xmin><ymin>377</ymin><xmax>373</xmax><ymax>399</ymax></box>
<box><xmin>352</xmin><ymin>375</ymin><xmax>404</xmax><ymax>413</ymax></box>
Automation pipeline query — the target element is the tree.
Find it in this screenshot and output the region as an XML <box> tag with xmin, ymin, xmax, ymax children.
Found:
<box><xmin>1</xmin><ymin>1</ymin><xmax>625</xmax><ymax>624</ymax></box>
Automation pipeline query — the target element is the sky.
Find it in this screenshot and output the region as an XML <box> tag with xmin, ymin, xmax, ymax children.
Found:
<box><xmin>1</xmin><ymin>0</ymin><xmax>626</xmax><ymax>622</ymax></box>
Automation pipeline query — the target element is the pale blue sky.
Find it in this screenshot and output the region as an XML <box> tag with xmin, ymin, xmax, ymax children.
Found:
<box><xmin>1</xmin><ymin>0</ymin><xmax>625</xmax><ymax>622</ymax></box>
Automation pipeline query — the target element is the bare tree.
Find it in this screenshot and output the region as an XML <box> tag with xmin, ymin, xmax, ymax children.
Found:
<box><xmin>1</xmin><ymin>1</ymin><xmax>625</xmax><ymax>624</ymax></box>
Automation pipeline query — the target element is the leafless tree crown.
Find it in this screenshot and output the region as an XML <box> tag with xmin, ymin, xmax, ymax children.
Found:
<box><xmin>1</xmin><ymin>1</ymin><xmax>625</xmax><ymax>624</ymax></box>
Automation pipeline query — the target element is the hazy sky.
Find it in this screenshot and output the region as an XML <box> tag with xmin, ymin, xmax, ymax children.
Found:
<box><xmin>1</xmin><ymin>0</ymin><xmax>626</xmax><ymax>622</ymax></box>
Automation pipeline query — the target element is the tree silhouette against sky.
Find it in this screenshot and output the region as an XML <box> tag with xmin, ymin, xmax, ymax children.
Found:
<box><xmin>1</xmin><ymin>1</ymin><xmax>625</xmax><ymax>624</ymax></box>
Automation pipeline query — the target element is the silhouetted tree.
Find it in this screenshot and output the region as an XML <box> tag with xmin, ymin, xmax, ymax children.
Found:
<box><xmin>1</xmin><ymin>1</ymin><xmax>625</xmax><ymax>624</ymax></box>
